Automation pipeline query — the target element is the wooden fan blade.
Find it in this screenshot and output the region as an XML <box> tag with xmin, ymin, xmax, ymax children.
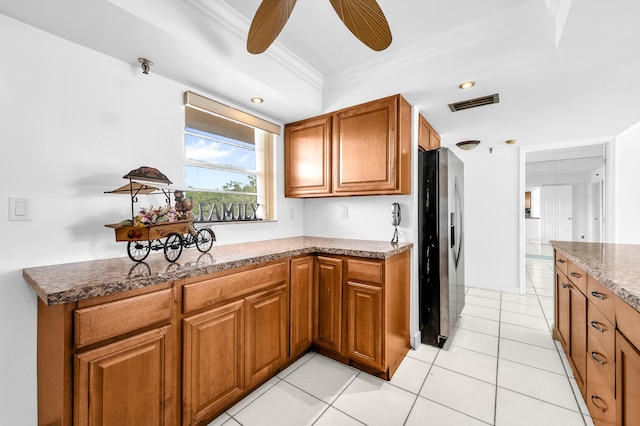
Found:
<box><xmin>247</xmin><ymin>0</ymin><xmax>297</xmax><ymax>54</ymax></box>
<box><xmin>329</xmin><ymin>0</ymin><xmax>392</xmax><ymax>51</ymax></box>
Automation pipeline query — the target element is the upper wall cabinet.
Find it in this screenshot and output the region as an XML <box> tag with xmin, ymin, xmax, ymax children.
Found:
<box><xmin>284</xmin><ymin>115</ymin><xmax>332</xmax><ymax>197</ymax></box>
<box><xmin>417</xmin><ymin>113</ymin><xmax>441</xmax><ymax>151</ymax></box>
<box><xmin>285</xmin><ymin>95</ymin><xmax>411</xmax><ymax>198</ymax></box>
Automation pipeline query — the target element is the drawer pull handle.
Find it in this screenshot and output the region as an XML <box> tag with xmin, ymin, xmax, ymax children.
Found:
<box><xmin>557</xmin><ymin>259</ymin><xmax>566</xmax><ymax>264</ymax></box>
<box><xmin>590</xmin><ymin>320</ymin><xmax>605</xmax><ymax>333</ymax></box>
<box><xmin>570</xmin><ymin>272</ymin><xmax>582</xmax><ymax>279</ymax></box>
<box><xmin>591</xmin><ymin>395</ymin><xmax>607</xmax><ymax>412</ymax></box>
<box><xmin>561</xmin><ymin>282</ymin><xmax>569</xmax><ymax>289</ymax></box>
<box><xmin>591</xmin><ymin>291</ymin><xmax>605</xmax><ymax>300</ymax></box>
<box><xmin>591</xmin><ymin>351</ymin><xmax>606</xmax><ymax>365</ymax></box>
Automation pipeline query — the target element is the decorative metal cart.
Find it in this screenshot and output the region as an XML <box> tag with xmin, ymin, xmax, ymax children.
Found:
<box><xmin>104</xmin><ymin>167</ymin><xmax>215</xmax><ymax>262</ymax></box>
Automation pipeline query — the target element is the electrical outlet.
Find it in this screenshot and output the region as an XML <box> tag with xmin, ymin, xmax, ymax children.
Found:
<box><xmin>341</xmin><ymin>206</ymin><xmax>348</xmax><ymax>219</ymax></box>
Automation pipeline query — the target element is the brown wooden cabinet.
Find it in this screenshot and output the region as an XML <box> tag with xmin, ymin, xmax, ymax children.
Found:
<box><xmin>74</xmin><ymin>325</ymin><xmax>174</xmax><ymax>426</ymax></box>
<box><xmin>417</xmin><ymin>113</ymin><xmax>441</xmax><ymax>151</ymax></box>
<box><xmin>37</xmin><ymin>283</ymin><xmax>177</xmax><ymax>426</ymax></box>
<box><xmin>569</xmin><ymin>282</ymin><xmax>587</xmax><ymax>395</ymax></box>
<box><xmin>586</xmin><ymin>278</ymin><xmax>617</xmax><ymax>425</ymax></box>
<box><xmin>290</xmin><ymin>256</ymin><xmax>314</xmax><ymax>357</ymax></box>
<box><xmin>555</xmin><ymin>249</ymin><xmax>640</xmax><ymax>426</ymax></box>
<box><xmin>245</xmin><ymin>285</ymin><xmax>288</xmax><ymax>388</ymax></box>
<box><xmin>181</xmin><ymin>261</ymin><xmax>288</xmax><ymax>425</ymax></box>
<box><xmin>346</xmin><ymin>281</ymin><xmax>383</xmax><ymax>370</ymax></box>
<box><xmin>614</xmin><ymin>293</ymin><xmax>640</xmax><ymax>426</ymax></box>
<box><xmin>284</xmin><ymin>115</ymin><xmax>332</xmax><ymax>197</ymax></box>
<box><xmin>314</xmin><ymin>252</ymin><xmax>410</xmax><ymax>379</ymax></box>
<box><xmin>616</xmin><ymin>331</ymin><xmax>640</xmax><ymax>426</ymax></box>
<box><xmin>554</xmin><ymin>261</ymin><xmax>586</xmax><ymax>396</ymax></box>
<box><xmin>284</xmin><ymin>94</ymin><xmax>411</xmax><ymax>198</ymax></box>
<box><xmin>35</xmin><ymin>247</ymin><xmax>411</xmax><ymax>425</ymax></box>
<box><xmin>314</xmin><ymin>256</ymin><xmax>344</xmax><ymax>353</ymax></box>
<box><xmin>182</xmin><ymin>300</ymin><xmax>245</xmax><ymax>425</ymax></box>
<box><xmin>556</xmin><ymin>270</ymin><xmax>570</xmax><ymax>349</ymax></box>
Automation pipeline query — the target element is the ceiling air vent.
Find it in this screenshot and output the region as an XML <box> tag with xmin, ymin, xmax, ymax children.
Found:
<box><xmin>448</xmin><ymin>93</ymin><xmax>500</xmax><ymax>112</ymax></box>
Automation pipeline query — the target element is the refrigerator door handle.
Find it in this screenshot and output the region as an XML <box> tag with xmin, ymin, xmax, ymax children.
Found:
<box><xmin>450</xmin><ymin>213</ymin><xmax>455</xmax><ymax>248</ymax></box>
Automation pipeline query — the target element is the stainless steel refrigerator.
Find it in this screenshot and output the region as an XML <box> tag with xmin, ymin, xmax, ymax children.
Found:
<box><xmin>418</xmin><ymin>148</ymin><xmax>465</xmax><ymax>347</ymax></box>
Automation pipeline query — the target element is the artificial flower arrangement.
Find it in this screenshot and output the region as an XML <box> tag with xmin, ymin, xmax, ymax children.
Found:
<box><xmin>118</xmin><ymin>204</ymin><xmax>179</xmax><ymax>227</ymax></box>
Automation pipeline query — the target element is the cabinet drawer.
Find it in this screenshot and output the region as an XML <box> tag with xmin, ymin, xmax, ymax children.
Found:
<box><xmin>587</xmin><ymin>276</ymin><xmax>615</xmax><ymax>324</ymax></box>
<box><xmin>587</xmin><ymin>302</ymin><xmax>615</xmax><ymax>358</ymax></box>
<box><xmin>555</xmin><ymin>251</ymin><xmax>568</xmax><ymax>275</ymax></box>
<box><xmin>586</xmin><ymin>374</ymin><xmax>616</xmax><ymax>426</ymax></box>
<box><xmin>567</xmin><ymin>261</ymin><xmax>587</xmax><ymax>294</ymax></box>
<box><xmin>588</xmin><ymin>335</ymin><xmax>615</xmax><ymax>391</ymax></box>
<box><xmin>347</xmin><ymin>258</ymin><xmax>383</xmax><ymax>285</ymax></box>
<box><xmin>74</xmin><ymin>288</ymin><xmax>172</xmax><ymax>347</ymax></box>
<box><xmin>183</xmin><ymin>261</ymin><xmax>287</xmax><ymax>314</ymax></box>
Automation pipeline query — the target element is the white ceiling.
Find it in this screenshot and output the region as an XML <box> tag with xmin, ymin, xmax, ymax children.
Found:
<box><xmin>2</xmin><ymin>0</ymin><xmax>639</xmax><ymax>150</ymax></box>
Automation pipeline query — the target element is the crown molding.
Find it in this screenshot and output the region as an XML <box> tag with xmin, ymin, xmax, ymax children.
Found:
<box><xmin>181</xmin><ymin>0</ymin><xmax>323</xmax><ymax>90</ymax></box>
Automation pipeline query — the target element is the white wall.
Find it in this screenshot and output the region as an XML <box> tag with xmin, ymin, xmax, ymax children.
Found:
<box><xmin>613</xmin><ymin>120</ymin><xmax>640</xmax><ymax>243</ymax></box>
<box><xmin>462</xmin><ymin>148</ymin><xmax>521</xmax><ymax>294</ymax></box>
<box><xmin>0</xmin><ymin>15</ymin><xmax>304</xmax><ymax>424</ymax></box>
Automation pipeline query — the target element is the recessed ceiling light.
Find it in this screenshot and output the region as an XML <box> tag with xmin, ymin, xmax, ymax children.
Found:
<box><xmin>456</xmin><ymin>140</ymin><xmax>481</xmax><ymax>150</ymax></box>
<box><xmin>505</xmin><ymin>139</ymin><xmax>517</xmax><ymax>145</ymax></box>
<box><xmin>459</xmin><ymin>81</ymin><xmax>475</xmax><ymax>90</ymax></box>
<box><xmin>250</xmin><ymin>97</ymin><xmax>264</xmax><ymax>104</ymax></box>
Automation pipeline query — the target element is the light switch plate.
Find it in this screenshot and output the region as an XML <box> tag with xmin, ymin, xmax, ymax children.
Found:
<box><xmin>341</xmin><ymin>206</ymin><xmax>348</xmax><ymax>219</ymax></box>
<box><xmin>9</xmin><ymin>196</ymin><xmax>31</xmax><ymax>221</ymax></box>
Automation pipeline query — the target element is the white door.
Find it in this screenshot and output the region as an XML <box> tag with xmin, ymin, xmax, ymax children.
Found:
<box><xmin>539</xmin><ymin>185</ymin><xmax>573</xmax><ymax>244</ymax></box>
<box><xmin>540</xmin><ymin>187</ymin><xmax>556</xmax><ymax>244</ymax></box>
<box><xmin>555</xmin><ymin>185</ymin><xmax>573</xmax><ymax>241</ymax></box>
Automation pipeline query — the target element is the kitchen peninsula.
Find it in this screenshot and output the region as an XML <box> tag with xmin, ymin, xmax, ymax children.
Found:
<box><xmin>551</xmin><ymin>241</ymin><xmax>640</xmax><ymax>426</ymax></box>
<box><xmin>24</xmin><ymin>236</ymin><xmax>411</xmax><ymax>425</ymax></box>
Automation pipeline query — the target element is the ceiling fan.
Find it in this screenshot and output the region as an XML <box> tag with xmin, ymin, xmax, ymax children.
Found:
<box><xmin>247</xmin><ymin>0</ymin><xmax>392</xmax><ymax>54</ymax></box>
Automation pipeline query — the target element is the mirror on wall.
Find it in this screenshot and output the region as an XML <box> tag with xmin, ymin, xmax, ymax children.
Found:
<box><xmin>525</xmin><ymin>144</ymin><xmax>606</xmax><ymax>245</ymax></box>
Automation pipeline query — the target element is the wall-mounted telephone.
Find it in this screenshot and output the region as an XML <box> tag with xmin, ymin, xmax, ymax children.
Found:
<box><xmin>391</xmin><ymin>202</ymin><xmax>401</xmax><ymax>226</ymax></box>
<box><xmin>391</xmin><ymin>203</ymin><xmax>401</xmax><ymax>243</ymax></box>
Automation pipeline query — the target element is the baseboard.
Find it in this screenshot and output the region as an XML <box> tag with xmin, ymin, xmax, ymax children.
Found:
<box><xmin>410</xmin><ymin>330</ymin><xmax>421</xmax><ymax>350</ymax></box>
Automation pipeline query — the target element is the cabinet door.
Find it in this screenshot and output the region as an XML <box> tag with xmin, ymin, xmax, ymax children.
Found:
<box><xmin>290</xmin><ymin>256</ymin><xmax>314</xmax><ymax>357</ymax></box>
<box><xmin>333</xmin><ymin>97</ymin><xmax>398</xmax><ymax>194</ymax></box>
<box><xmin>616</xmin><ymin>331</ymin><xmax>640</xmax><ymax>426</ymax></box>
<box><xmin>418</xmin><ymin>114</ymin><xmax>440</xmax><ymax>151</ymax></box>
<box><xmin>182</xmin><ymin>300</ymin><xmax>244</xmax><ymax>425</ymax></box>
<box><xmin>284</xmin><ymin>115</ymin><xmax>332</xmax><ymax>197</ymax></box>
<box><xmin>556</xmin><ymin>271</ymin><xmax>571</xmax><ymax>351</ymax></box>
<box><xmin>245</xmin><ymin>285</ymin><xmax>288</xmax><ymax>388</ymax></box>
<box><xmin>74</xmin><ymin>325</ymin><xmax>173</xmax><ymax>426</ymax></box>
<box><xmin>569</xmin><ymin>285</ymin><xmax>587</xmax><ymax>396</ymax></box>
<box><xmin>346</xmin><ymin>281</ymin><xmax>383</xmax><ymax>369</ymax></box>
<box><xmin>314</xmin><ymin>256</ymin><xmax>344</xmax><ymax>353</ymax></box>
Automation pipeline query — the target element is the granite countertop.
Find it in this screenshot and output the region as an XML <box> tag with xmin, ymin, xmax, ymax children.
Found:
<box><xmin>24</xmin><ymin>236</ymin><xmax>412</xmax><ymax>306</ymax></box>
<box><xmin>550</xmin><ymin>241</ymin><xmax>640</xmax><ymax>312</ymax></box>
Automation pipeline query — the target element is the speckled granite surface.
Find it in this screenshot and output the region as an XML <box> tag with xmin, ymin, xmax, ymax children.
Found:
<box><xmin>551</xmin><ymin>241</ymin><xmax>640</xmax><ymax>312</ymax></box>
<box><xmin>24</xmin><ymin>236</ymin><xmax>412</xmax><ymax>306</ymax></box>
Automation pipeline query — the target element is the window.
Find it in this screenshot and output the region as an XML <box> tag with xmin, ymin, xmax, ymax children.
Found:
<box><xmin>183</xmin><ymin>92</ymin><xmax>279</xmax><ymax>222</ymax></box>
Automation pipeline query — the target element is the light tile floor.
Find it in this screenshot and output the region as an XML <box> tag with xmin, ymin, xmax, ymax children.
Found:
<box><xmin>208</xmin><ymin>241</ymin><xmax>595</xmax><ymax>426</ymax></box>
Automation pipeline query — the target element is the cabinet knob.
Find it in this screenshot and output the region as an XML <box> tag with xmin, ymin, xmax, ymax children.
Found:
<box><xmin>591</xmin><ymin>291</ymin><xmax>605</xmax><ymax>300</ymax></box>
<box><xmin>590</xmin><ymin>351</ymin><xmax>606</xmax><ymax>365</ymax></box>
<box><xmin>561</xmin><ymin>282</ymin><xmax>569</xmax><ymax>289</ymax></box>
<box><xmin>590</xmin><ymin>320</ymin><xmax>605</xmax><ymax>333</ymax></box>
<box><xmin>557</xmin><ymin>259</ymin><xmax>566</xmax><ymax>264</ymax></box>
